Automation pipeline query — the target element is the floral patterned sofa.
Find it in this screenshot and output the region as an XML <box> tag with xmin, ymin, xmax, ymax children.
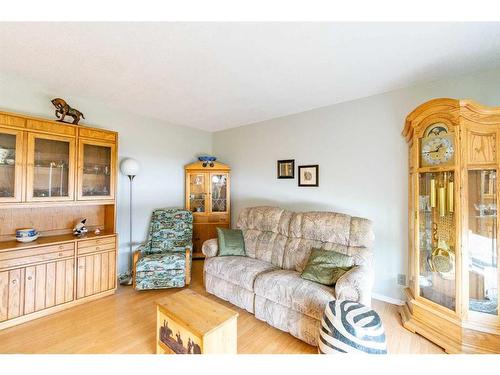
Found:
<box><xmin>202</xmin><ymin>206</ymin><xmax>374</xmax><ymax>346</ymax></box>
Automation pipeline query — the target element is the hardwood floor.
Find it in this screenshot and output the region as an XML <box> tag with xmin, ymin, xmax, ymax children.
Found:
<box><xmin>0</xmin><ymin>260</ymin><xmax>444</xmax><ymax>354</ymax></box>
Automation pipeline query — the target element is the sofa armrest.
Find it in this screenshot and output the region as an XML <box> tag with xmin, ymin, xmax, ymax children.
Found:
<box><xmin>335</xmin><ymin>265</ymin><xmax>374</xmax><ymax>307</ymax></box>
<box><xmin>202</xmin><ymin>238</ymin><xmax>218</xmax><ymax>258</ymax></box>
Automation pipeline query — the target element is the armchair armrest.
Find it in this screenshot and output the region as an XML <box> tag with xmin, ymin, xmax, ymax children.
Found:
<box><xmin>132</xmin><ymin>242</ymin><xmax>150</xmax><ymax>289</ymax></box>
<box><xmin>202</xmin><ymin>238</ymin><xmax>218</xmax><ymax>258</ymax></box>
<box><xmin>135</xmin><ymin>242</ymin><xmax>151</xmax><ymax>254</ymax></box>
<box><xmin>185</xmin><ymin>247</ymin><xmax>191</xmax><ymax>285</ymax></box>
<box><xmin>335</xmin><ymin>265</ymin><xmax>374</xmax><ymax>307</ymax></box>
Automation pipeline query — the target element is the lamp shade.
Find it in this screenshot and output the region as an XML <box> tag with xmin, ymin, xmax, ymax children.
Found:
<box><xmin>120</xmin><ymin>158</ymin><xmax>140</xmax><ymax>176</ymax></box>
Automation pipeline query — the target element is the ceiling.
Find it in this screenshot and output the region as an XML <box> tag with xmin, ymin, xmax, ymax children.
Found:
<box><xmin>1</xmin><ymin>22</ymin><xmax>500</xmax><ymax>132</ymax></box>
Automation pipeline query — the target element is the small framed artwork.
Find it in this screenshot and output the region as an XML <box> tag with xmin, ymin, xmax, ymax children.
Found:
<box><xmin>277</xmin><ymin>159</ymin><xmax>295</xmax><ymax>179</ymax></box>
<box><xmin>298</xmin><ymin>165</ymin><xmax>319</xmax><ymax>187</ymax></box>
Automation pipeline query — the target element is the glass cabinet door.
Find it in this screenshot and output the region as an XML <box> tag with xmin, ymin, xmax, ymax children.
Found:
<box><xmin>27</xmin><ymin>133</ymin><xmax>75</xmax><ymax>201</ymax></box>
<box><xmin>467</xmin><ymin>170</ymin><xmax>498</xmax><ymax>316</ymax></box>
<box><xmin>210</xmin><ymin>173</ymin><xmax>228</xmax><ymax>213</ymax></box>
<box><xmin>409</xmin><ymin>173</ymin><xmax>417</xmax><ymax>296</ymax></box>
<box><xmin>78</xmin><ymin>140</ymin><xmax>115</xmax><ymax>200</ymax></box>
<box><xmin>0</xmin><ymin>127</ymin><xmax>23</xmax><ymax>202</ymax></box>
<box><xmin>418</xmin><ymin>171</ymin><xmax>456</xmax><ymax>311</ymax></box>
<box><xmin>187</xmin><ymin>172</ymin><xmax>208</xmax><ymax>213</ymax></box>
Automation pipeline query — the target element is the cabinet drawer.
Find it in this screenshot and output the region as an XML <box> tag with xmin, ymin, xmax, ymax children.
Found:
<box><xmin>208</xmin><ymin>215</ymin><xmax>229</xmax><ymax>223</ymax></box>
<box><xmin>195</xmin><ymin>215</ymin><xmax>228</xmax><ymax>223</ymax></box>
<box><xmin>77</xmin><ymin>236</ymin><xmax>115</xmax><ymax>249</ymax></box>
<box><xmin>193</xmin><ymin>215</ymin><xmax>208</xmax><ymax>223</ymax></box>
<box><xmin>77</xmin><ymin>242</ymin><xmax>115</xmax><ymax>256</ymax></box>
<box><xmin>0</xmin><ymin>243</ymin><xmax>75</xmax><ymax>270</ymax></box>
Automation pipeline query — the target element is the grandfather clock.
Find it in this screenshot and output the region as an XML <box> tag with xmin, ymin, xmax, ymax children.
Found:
<box><xmin>401</xmin><ymin>98</ymin><xmax>500</xmax><ymax>353</ymax></box>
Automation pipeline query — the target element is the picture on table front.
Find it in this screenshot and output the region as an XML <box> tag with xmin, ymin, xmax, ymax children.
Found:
<box><xmin>159</xmin><ymin>320</ymin><xmax>201</xmax><ymax>354</ymax></box>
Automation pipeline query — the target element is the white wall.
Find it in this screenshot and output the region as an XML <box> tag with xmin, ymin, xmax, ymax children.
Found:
<box><xmin>4</xmin><ymin>66</ymin><xmax>500</xmax><ymax>301</ymax></box>
<box><xmin>213</xmin><ymin>67</ymin><xmax>500</xmax><ymax>301</ymax></box>
<box><xmin>0</xmin><ymin>72</ymin><xmax>212</xmax><ymax>273</ymax></box>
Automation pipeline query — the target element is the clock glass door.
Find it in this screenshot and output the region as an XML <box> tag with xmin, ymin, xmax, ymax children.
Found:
<box><xmin>418</xmin><ymin>171</ymin><xmax>456</xmax><ymax>311</ymax></box>
<box><xmin>467</xmin><ymin>170</ymin><xmax>498</xmax><ymax>316</ymax></box>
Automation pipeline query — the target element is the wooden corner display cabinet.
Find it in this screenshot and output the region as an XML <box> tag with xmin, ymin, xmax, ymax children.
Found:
<box><xmin>185</xmin><ymin>161</ymin><xmax>230</xmax><ymax>258</ymax></box>
<box><xmin>0</xmin><ymin>110</ymin><xmax>118</xmax><ymax>331</ymax></box>
<box><xmin>401</xmin><ymin>98</ymin><xmax>500</xmax><ymax>353</ymax></box>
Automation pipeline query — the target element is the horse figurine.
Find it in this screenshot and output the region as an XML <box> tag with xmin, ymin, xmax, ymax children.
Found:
<box><xmin>175</xmin><ymin>331</ymin><xmax>183</xmax><ymax>346</ymax></box>
<box><xmin>51</xmin><ymin>98</ymin><xmax>85</xmax><ymax>125</ymax></box>
<box><xmin>187</xmin><ymin>338</ymin><xmax>201</xmax><ymax>354</ymax></box>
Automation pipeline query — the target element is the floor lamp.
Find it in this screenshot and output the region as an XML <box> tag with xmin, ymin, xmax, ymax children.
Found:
<box><xmin>120</xmin><ymin>158</ymin><xmax>140</xmax><ymax>286</ymax></box>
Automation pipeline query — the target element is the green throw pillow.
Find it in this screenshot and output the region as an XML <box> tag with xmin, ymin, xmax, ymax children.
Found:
<box><xmin>217</xmin><ymin>227</ymin><xmax>246</xmax><ymax>256</ymax></box>
<box><xmin>300</xmin><ymin>248</ymin><xmax>354</xmax><ymax>286</ymax></box>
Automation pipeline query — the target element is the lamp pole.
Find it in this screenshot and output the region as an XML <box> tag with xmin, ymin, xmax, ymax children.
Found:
<box><xmin>125</xmin><ymin>174</ymin><xmax>135</xmax><ymax>285</ymax></box>
<box><xmin>119</xmin><ymin>158</ymin><xmax>140</xmax><ymax>286</ymax></box>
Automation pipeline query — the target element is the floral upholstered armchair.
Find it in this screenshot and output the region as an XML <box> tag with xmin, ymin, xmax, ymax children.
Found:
<box><xmin>133</xmin><ymin>208</ymin><xmax>193</xmax><ymax>290</ymax></box>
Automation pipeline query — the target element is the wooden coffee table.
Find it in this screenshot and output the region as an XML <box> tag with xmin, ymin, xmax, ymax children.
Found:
<box><xmin>155</xmin><ymin>289</ymin><xmax>238</xmax><ymax>354</ymax></box>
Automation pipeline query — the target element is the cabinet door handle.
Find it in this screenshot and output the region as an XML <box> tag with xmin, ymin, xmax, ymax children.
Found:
<box><xmin>59</xmin><ymin>245</ymin><xmax>64</xmax><ymax>250</ymax></box>
<box><xmin>58</xmin><ymin>252</ymin><xmax>63</xmax><ymax>256</ymax></box>
<box><xmin>27</xmin><ymin>276</ymin><xmax>32</xmax><ymax>281</ymax></box>
<box><xmin>12</xmin><ymin>279</ymin><xmax>16</xmax><ymax>285</ymax></box>
<box><xmin>96</xmin><ymin>247</ymin><xmax>100</xmax><ymax>251</ymax></box>
<box><xmin>96</xmin><ymin>240</ymin><xmax>101</xmax><ymax>244</ymax></box>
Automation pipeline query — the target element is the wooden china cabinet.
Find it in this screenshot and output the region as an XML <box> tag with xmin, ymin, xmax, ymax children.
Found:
<box><xmin>401</xmin><ymin>98</ymin><xmax>500</xmax><ymax>353</ymax></box>
<box><xmin>0</xmin><ymin>110</ymin><xmax>118</xmax><ymax>330</ymax></box>
<box><xmin>185</xmin><ymin>161</ymin><xmax>230</xmax><ymax>258</ymax></box>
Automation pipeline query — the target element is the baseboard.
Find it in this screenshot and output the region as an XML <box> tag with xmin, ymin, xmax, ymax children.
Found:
<box><xmin>372</xmin><ymin>292</ymin><xmax>404</xmax><ymax>306</ymax></box>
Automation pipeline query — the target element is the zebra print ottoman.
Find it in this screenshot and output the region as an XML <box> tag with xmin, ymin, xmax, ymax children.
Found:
<box><xmin>318</xmin><ymin>300</ymin><xmax>387</xmax><ymax>354</ymax></box>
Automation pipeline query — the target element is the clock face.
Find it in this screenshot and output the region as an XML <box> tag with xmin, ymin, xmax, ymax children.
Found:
<box><xmin>421</xmin><ymin>136</ymin><xmax>454</xmax><ymax>166</ymax></box>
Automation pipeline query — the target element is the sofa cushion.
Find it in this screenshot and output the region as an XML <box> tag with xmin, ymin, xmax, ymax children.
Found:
<box><xmin>237</xmin><ymin>206</ymin><xmax>293</xmax><ymax>267</ymax></box>
<box><xmin>204</xmin><ymin>256</ymin><xmax>277</xmax><ymax>291</ymax></box>
<box><xmin>217</xmin><ymin>227</ymin><xmax>246</xmax><ymax>256</ymax></box>
<box><xmin>283</xmin><ymin>212</ymin><xmax>374</xmax><ymax>272</ymax></box>
<box><xmin>289</xmin><ymin>212</ymin><xmax>352</xmax><ymax>245</ymax></box>
<box><xmin>300</xmin><ymin>248</ymin><xmax>354</xmax><ymax>286</ymax></box>
<box><xmin>242</xmin><ymin>229</ymin><xmax>288</xmax><ymax>267</ymax></box>
<box><xmin>254</xmin><ymin>269</ymin><xmax>336</xmax><ymax>320</ymax></box>
<box><xmin>237</xmin><ymin>206</ymin><xmax>292</xmax><ymax>235</ymax></box>
<box><xmin>283</xmin><ymin>239</ymin><xmax>350</xmax><ymax>273</ymax></box>
<box><xmin>205</xmin><ymin>273</ymin><xmax>255</xmax><ymax>313</ymax></box>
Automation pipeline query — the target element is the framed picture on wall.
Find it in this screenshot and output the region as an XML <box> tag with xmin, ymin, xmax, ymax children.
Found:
<box><xmin>298</xmin><ymin>165</ymin><xmax>319</xmax><ymax>187</ymax></box>
<box><xmin>277</xmin><ymin>159</ymin><xmax>295</xmax><ymax>179</ymax></box>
